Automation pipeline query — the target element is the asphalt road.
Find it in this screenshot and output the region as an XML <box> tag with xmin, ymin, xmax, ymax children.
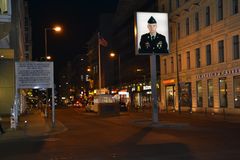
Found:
<box><xmin>1</xmin><ymin>107</ymin><xmax>240</xmax><ymax>160</ymax></box>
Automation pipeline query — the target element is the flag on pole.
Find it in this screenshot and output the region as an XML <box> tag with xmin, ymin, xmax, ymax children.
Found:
<box><xmin>98</xmin><ymin>33</ymin><xmax>108</xmax><ymax>47</ymax></box>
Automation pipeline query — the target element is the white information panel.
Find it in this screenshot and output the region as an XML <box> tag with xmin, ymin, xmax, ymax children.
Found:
<box><xmin>15</xmin><ymin>62</ymin><xmax>54</xmax><ymax>89</ymax></box>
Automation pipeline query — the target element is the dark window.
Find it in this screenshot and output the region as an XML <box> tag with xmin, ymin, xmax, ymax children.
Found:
<box><xmin>206</xmin><ymin>44</ymin><xmax>211</xmax><ymax>65</ymax></box>
<box><xmin>195</xmin><ymin>12</ymin><xmax>199</xmax><ymax>31</ymax></box>
<box><xmin>176</xmin><ymin>0</ymin><xmax>180</xmax><ymax>8</ymax></box>
<box><xmin>169</xmin><ymin>0</ymin><xmax>172</xmax><ymax>12</ymax></box>
<box><xmin>233</xmin><ymin>35</ymin><xmax>240</xmax><ymax>60</ymax></box>
<box><xmin>170</xmin><ymin>26</ymin><xmax>173</xmax><ymax>43</ymax></box>
<box><xmin>178</xmin><ymin>54</ymin><xmax>182</xmax><ymax>71</ymax></box>
<box><xmin>217</xmin><ymin>0</ymin><xmax>223</xmax><ymax>21</ymax></box>
<box><xmin>161</xmin><ymin>4</ymin><xmax>165</xmax><ymax>12</ymax></box>
<box><xmin>196</xmin><ymin>48</ymin><xmax>200</xmax><ymax>68</ymax></box>
<box><xmin>171</xmin><ymin>57</ymin><xmax>174</xmax><ymax>73</ymax></box>
<box><xmin>218</xmin><ymin>40</ymin><xmax>224</xmax><ymax>63</ymax></box>
<box><xmin>232</xmin><ymin>0</ymin><xmax>239</xmax><ymax>14</ymax></box>
<box><xmin>177</xmin><ymin>23</ymin><xmax>180</xmax><ymax>39</ymax></box>
<box><xmin>186</xmin><ymin>17</ymin><xmax>189</xmax><ymax>35</ymax></box>
<box><xmin>164</xmin><ymin>59</ymin><xmax>167</xmax><ymax>74</ymax></box>
<box><xmin>206</xmin><ymin>6</ymin><xmax>210</xmax><ymax>26</ymax></box>
<box><xmin>187</xmin><ymin>51</ymin><xmax>190</xmax><ymax>69</ymax></box>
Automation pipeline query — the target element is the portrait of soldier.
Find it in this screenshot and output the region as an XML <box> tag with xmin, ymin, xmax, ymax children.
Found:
<box><xmin>138</xmin><ymin>16</ymin><xmax>169</xmax><ymax>54</ymax></box>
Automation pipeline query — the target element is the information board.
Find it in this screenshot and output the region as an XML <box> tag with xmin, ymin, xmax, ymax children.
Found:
<box><xmin>15</xmin><ymin>62</ymin><xmax>54</xmax><ymax>89</ymax></box>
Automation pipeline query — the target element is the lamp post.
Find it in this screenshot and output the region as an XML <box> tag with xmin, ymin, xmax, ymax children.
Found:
<box><xmin>170</xmin><ymin>20</ymin><xmax>181</xmax><ymax>114</ymax></box>
<box><xmin>44</xmin><ymin>26</ymin><xmax>61</xmax><ymax>59</ymax></box>
<box><xmin>110</xmin><ymin>52</ymin><xmax>121</xmax><ymax>85</ymax></box>
<box><xmin>43</xmin><ymin>25</ymin><xmax>61</xmax><ymax>127</ymax></box>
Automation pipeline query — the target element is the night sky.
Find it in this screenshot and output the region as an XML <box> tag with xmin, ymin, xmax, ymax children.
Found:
<box><xmin>28</xmin><ymin>0</ymin><xmax>119</xmax><ymax>67</ymax></box>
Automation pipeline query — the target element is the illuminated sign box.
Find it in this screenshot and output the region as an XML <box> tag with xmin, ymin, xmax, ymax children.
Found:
<box><xmin>135</xmin><ymin>12</ymin><xmax>169</xmax><ymax>55</ymax></box>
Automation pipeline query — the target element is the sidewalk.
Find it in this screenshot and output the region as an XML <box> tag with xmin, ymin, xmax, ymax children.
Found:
<box><xmin>0</xmin><ymin>109</ymin><xmax>67</xmax><ymax>141</ymax></box>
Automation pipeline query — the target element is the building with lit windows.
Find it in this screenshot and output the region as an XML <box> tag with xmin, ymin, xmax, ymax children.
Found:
<box><xmin>158</xmin><ymin>0</ymin><xmax>240</xmax><ymax>114</ymax></box>
<box><xmin>0</xmin><ymin>0</ymin><xmax>31</xmax><ymax>114</ymax></box>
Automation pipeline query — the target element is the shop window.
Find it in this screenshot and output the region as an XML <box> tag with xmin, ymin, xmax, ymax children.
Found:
<box><xmin>219</xmin><ymin>77</ymin><xmax>227</xmax><ymax>108</ymax></box>
<box><xmin>234</xmin><ymin>76</ymin><xmax>240</xmax><ymax>108</ymax></box>
<box><xmin>180</xmin><ymin>83</ymin><xmax>192</xmax><ymax>107</ymax></box>
<box><xmin>207</xmin><ymin>79</ymin><xmax>214</xmax><ymax>107</ymax></box>
<box><xmin>197</xmin><ymin>80</ymin><xmax>203</xmax><ymax>107</ymax></box>
<box><xmin>166</xmin><ymin>85</ymin><xmax>175</xmax><ymax>108</ymax></box>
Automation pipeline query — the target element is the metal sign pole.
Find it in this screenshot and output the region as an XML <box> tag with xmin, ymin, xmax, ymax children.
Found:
<box><xmin>51</xmin><ymin>63</ymin><xmax>55</xmax><ymax>128</ymax></box>
<box><xmin>150</xmin><ymin>55</ymin><xmax>158</xmax><ymax>123</ymax></box>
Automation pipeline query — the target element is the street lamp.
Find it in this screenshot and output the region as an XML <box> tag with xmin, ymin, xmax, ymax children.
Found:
<box><xmin>110</xmin><ymin>52</ymin><xmax>121</xmax><ymax>85</ymax></box>
<box><xmin>44</xmin><ymin>26</ymin><xmax>62</xmax><ymax>59</ymax></box>
<box><xmin>170</xmin><ymin>20</ymin><xmax>181</xmax><ymax>114</ymax></box>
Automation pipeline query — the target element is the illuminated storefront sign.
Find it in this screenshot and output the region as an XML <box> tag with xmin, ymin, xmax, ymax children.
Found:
<box><xmin>143</xmin><ymin>85</ymin><xmax>151</xmax><ymax>90</ymax></box>
<box><xmin>196</xmin><ymin>68</ymin><xmax>240</xmax><ymax>79</ymax></box>
<box><xmin>163</xmin><ymin>79</ymin><xmax>175</xmax><ymax>84</ymax></box>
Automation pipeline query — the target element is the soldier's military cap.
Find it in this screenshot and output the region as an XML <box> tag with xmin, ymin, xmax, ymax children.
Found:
<box><xmin>148</xmin><ymin>16</ymin><xmax>157</xmax><ymax>24</ymax></box>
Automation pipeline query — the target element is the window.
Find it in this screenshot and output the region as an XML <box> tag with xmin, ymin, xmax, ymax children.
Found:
<box><xmin>176</xmin><ymin>0</ymin><xmax>180</xmax><ymax>8</ymax></box>
<box><xmin>217</xmin><ymin>0</ymin><xmax>223</xmax><ymax>21</ymax></box>
<box><xmin>219</xmin><ymin>77</ymin><xmax>227</xmax><ymax>107</ymax></box>
<box><xmin>178</xmin><ymin>54</ymin><xmax>182</xmax><ymax>71</ymax></box>
<box><xmin>197</xmin><ymin>80</ymin><xmax>203</xmax><ymax>107</ymax></box>
<box><xmin>187</xmin><ymin>51</ymin><xmax>190</xmax><ymax>69</ymax></box>
<box><xmin>196</xmin><ymin>48</ymin><xmax>200</xmax><ymax>68</ymax></box>
<box><xmin>164</xmin><ymin>59</ymin><xmax>167</xmax><ymax>74</ymax></box>
<box><xmin>206</xmin><ymin>6</ymin><xmax>210</xmax><ymax>26</ymax></box>
<box><xmin>177</xmin><ymin>23</ymin><xmax>180</xmax><ymax>39</ymax></box>
<box><xmin>234</xmin><ymin>76</ymin><xmax>240</xmax><ymax>108</ymax></box>
<box><xmin>186</xmin><ymin>18</ymin><xmax>189</xmax><ymax>35</ymax></box>
<box><xmin>169</xmin><ymin>0</ymin><xmax>172</xmax><ymax>12</ymax></box>
<box><xmin>161</xmin><ymin>4</ymin><xmax>165</xmax><ymax>12</ymax></box>
<box><xmin>218</xmin><ymin>40</ymin><xmax>224</xmax><ymax>63</ymax></box>
<box><xmin>233</xmin><ymin>35</ymin><xmax>240</xmax><ymax>59</ymax></box>
<box><xmin>195</xmin><ymin>12</ymin><xmax>199</xmax><ymax>31</ymax></box>
<box><xmin>206</xmin><ymin>44</ymin><xmax>211</xmax><ymax>65</ymax></box>
<box><xmin>170</xmin><ymin>26</ymin><xmax>173</xmax><ymax>43</ymax></box>
<box><xmin>171</xmin><ymin>57</ymin><xmax>174</xmax><ymax>73</ymax></box>
<box><xmin>232</xmin><ymin>0</ymin><xmax>239</xmax><ymax>15</ymax></box>
<box><xmin>207</xmin><ymin>79</ymin><xmax>214</xmax><ymax>107</ymax></box>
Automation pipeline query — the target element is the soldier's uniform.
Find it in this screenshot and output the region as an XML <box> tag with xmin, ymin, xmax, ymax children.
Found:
<box><xmin>139</xmin><ymin>16</ymin><xmax>169</xmax><ymax>54</ymax></box>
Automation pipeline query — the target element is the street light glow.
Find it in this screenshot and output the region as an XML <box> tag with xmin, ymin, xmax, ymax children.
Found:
<box><xmin>46</xmin><ymin>56</ymin><xmax>51</xmax><ymax>60</ymax></box>
<box><xmin>53</xmin><ymin>26</ymin><xmax>61</xmax><ymax>32</ymax></box>
<box><xmin>110</xmin><ymin>52</ymin><xmax>116</xmax><ymax>57</ymax></box>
